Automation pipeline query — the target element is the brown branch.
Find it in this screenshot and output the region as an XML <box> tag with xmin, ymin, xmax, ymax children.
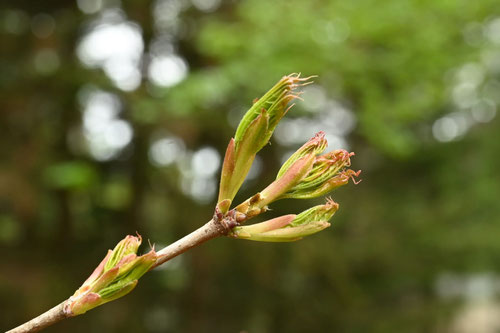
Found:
<box><xmin>154</xmin><ymin>219</ymin><xmax>225</xmax><ymax>267</ymax></box>
<box><xmin>6</xmin><ymin>302</ymin><xmax>68</xmax><ymax>333</ymax></box>
<box><xmin>7</xmin><ymin>219</ymin><xmax>226</xmax><ymax>333</ymax></box>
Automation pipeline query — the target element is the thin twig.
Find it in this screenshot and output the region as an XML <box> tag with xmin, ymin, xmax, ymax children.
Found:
<box><xmin>7</xmin><ymin>219</ymin><xmax>225</xmax><ymax>333</ymax></box>
<box><xmin>7</xmin><ymin>302</ymin><xmax>68</xmax><ymax>333</ymax></box>
<box><xmin>154</xmin><ymin>219</ymin><xmax>224</xmax><ymax>267</ymax></box>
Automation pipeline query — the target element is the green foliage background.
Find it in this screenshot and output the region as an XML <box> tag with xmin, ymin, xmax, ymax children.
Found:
<box><xmin>1</xmin><ymin>0</ymin><xmax>500</xmax><ymax>331</ymax></box>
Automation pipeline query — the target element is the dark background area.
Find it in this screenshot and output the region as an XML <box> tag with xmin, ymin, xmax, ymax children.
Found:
<box><xmin>2</xmin><ymin>0</ymin><xmax>500</xmax><ymax>332</ymax></box>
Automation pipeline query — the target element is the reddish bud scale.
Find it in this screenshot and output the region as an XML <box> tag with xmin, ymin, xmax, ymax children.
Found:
<box><xmin>65</xmin><ymin>234</ymin><xmax>157</xmax><ymax>316</ymax></box>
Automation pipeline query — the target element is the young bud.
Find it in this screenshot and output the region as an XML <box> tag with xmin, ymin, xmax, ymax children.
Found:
<box><xmin>104</xmin><ymin>235</ymin><xmax>141</xmax><ymax>271</ymax></box>
<box><xmin>257</xmin><ymin>221</ymin><xmax>331</xmax><ymax>242</ymax></box>
<box><xmin>230</xmin><ymin>214</ymin><xmax>296</xmax><ymax>239</ymax></box>
<box><xmin>220</xmin><ymin>110</ymin><xmax>269</xmax><ymax>203</ymax></box>
<box><xmin>280</xmin><ymin>150</ymin><xmax>361</xmax><ymax>200</ymax></box>
<box><xmin>234</xmin><ymin>74</ymin><xmax>314</xmax><ymax>149</ymax></box>
<box><xmin>277</xmin><ymin>131</ymin><xmax>328</xmax><ymax>179</ymax></box>
<box><xmin>216</xmin><ymin>199</ymin><xmax>232</xmax><ymax>215</ymax></box>
<box><xmin>64</xmin><ymin>235</ymin><xmax>157</xmax><ymax>316</ymax></box>
<box><xmin>230</xmin><ymin>199</ymin><xmax>338</xmax><ymax>242</ymax></box>
<box><xmin>233</xmin><ymin>132</ymin><xmax>326</xmax><ymax>220</ymax></box>
<box><xmin>217</xmin><ymin>74</ymin><xmax>314</xmax><ymax>205</ymax></box>
<box><xmin>290</xmin><ymin>198</ymin><xmax>339</xmax><ymax>227</ymax></box>
<box><xmin>232</xmin><ymin>133</ymin><xmax>356</xmax><ymax>221</ymax></box>
<box><xmin>284</xmin><ymin>169</ymin><xmax>361</xmax><ymax>199</ymax></box>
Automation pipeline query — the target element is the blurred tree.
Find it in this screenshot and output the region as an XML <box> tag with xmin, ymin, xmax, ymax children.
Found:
<box><xmin>1</xmin><ymin>0</ymin><xmax>500</xmax><ymax>332</ymax></box>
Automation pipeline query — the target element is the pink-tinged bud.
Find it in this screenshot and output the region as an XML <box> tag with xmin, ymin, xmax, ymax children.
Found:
<box><xmin>234</xmin><ymin>73</ymin><xmax>315</xmax><ymax>148</ymax></box>
<box><xmin>217</xmin><ymin>199</ymin><xmax>232</xmax><ymax>215</ymax></box>
<box><xmin>289</xmin><ymin>198</ymin><xmax>339</xmax><ymax>227</ymax></box>
<box><xmin>231</xmin><ymin>134</ymin><xmax>358</xmax><ymax>222</ymax></box>
<box><xmin>233</xmin><ymin>132</ymin><xmax>327</xmax><ymax>220</ymax></box>
<box><xmin>230</xmin><ymin>214</ymin><xmax>296</xmax><ymax>239</ymax></box>
<box><xmin>104</xmin><ymin>235</ymin><xmax>142</xmax><ymax>271</ymax></box>
<box><xmin>280</xmin><ymin>149</ymin><xmax>361</xmax><ymax>200</ymax></box>
<box><xmin>312</xmin><ymin>169</ymin><xmax>362</xmax><ymax>197</ymax></box>
<box><xmin>277</xmin><ymin>131</ymin><xmax>328</xmax><ymax>179</ymax></box>
<box><xmin>230</xmin><ymin>199</ymin><xmax>338</xmax><ymax>242</ymax></box>
<box><xmin>259</xmin><ymin>154</ymin><xmax>316</xmax><ymax>205</ymax></box>
<box><xmin>79</xmin><ymin>250</ymin><xmax>112</xmax><ymax>289</ymax></box>
<box><xmin>233</xmin><ymin>155</ymin><xmax>314</xmax><ymax>219</ymax></box>
<box><xmin>217</xmin><ymin>74</ymin><xmax>315</xmax><ymax>205</ymax></box>
<box><xmin>247</xmin><ymin>221</ymin><xmax>330</xmax><ymax>242</ymax></box>
<box><xmin>228</xmin><ymin>110</ymin><xmax>269</xmax><ymax>198</ymax></box>
<box><xmin>64</xmin><ymin>234</ymin><xmax>157</xmax><ymax>316</ymax></box>
<box><xmin>217</xmin><ymin>138</ymin><xmax>236</xmax><ymax>205</ymax></box>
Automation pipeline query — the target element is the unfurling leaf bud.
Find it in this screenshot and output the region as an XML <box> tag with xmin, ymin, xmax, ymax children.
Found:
<box><xmin>218</xmin><ymin>74</ymin><xmax>314</xmax><ymax>205</ymax></box>
<box><xmin>276</xmin><ymin>131</ymin><xmax>328</xmax><ymax>179</ymax></box>
<box><xmin>233</xmin><ymin>132</ymin><xmax>359</xmax><ymax>221</ymax></box>
<box><xmin>230</xmin><ymin>199</ymin><xmax>338</xmax><ymax>242</ymax></box>
<box><xmin>280</xmin><ymin>150</ymin><xmax>361</xmax><ymax>200</ymax></box>
<box><xmin>233</xmin><ymin>132</ymin><xmax>326</xmax><ymax>219</ymax></box>
<box><xmin>290</xmin><ymin>198</ymin><xmax>339</xmax><ymax>227</ymax></box>
<box><xmin>104</xmin><ymin>235</ymin><xmax>141</xmax><ymax>271</ymax></box>
<box><xmin>234</xmin><ymin>74</ymin><xmax>315</xmax><ymax>148</ymax></box>
<box><xmin>64</xmin><ymin>234</ymin><xmax>157</xmax><ymax>316</ymax></box>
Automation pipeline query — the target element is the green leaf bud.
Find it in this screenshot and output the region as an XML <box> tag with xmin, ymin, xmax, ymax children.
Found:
<box><xmin>230</xmin><ymin>199</ymin><xmax>338</xmax><ymax>242</ymax></box>
<box><xmin>64</xmin><ymin>234</ymin><xmax>157</xmax><ymax>316</ymax></box>
<box><xmin>217</xmin><ymin>73</ymin><xmax>314</xmax><ymax>205</ymax></box>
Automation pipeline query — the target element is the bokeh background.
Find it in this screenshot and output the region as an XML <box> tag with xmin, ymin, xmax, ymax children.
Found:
<box><xmin>2</xmin><ymin>0</ymin><xmax>500</xmax><ymax>332</ymax></box>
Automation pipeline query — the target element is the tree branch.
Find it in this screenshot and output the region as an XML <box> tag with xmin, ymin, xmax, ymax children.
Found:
<box><xmin>7</xmin><ymin>302</ymin><xmax>67</xmax><ymax>333</ymax></box>
<box><xmin>7</xmin><ymin>219</ymin><xmax>225</xmax><ymax>333</ymax></box>
<box><xmin>7</xmin><ymin>73</ymin><xmax>354</xmax><ymax>333</ymax></box>
<box><xmin>154</xmin><ymin>219</ymin><xmax>225</xmax><ymax>267</ymax></box>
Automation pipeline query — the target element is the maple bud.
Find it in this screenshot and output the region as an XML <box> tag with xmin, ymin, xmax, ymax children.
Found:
<box><xmin>218</xmin><ymin>73</ymin><xmax>314</xmax><ymax>208</ymax></box>
<box><xmin>230</xmin><ymin>199</ymin><xmax>338</xmax><ymax>242</ymax></box>
<box><xmin>276</xmin><ymin>131</ymin><xmax>328</xmax><ymax>179</ymax></box>
<box><xmin>281</xmin><ymin>150</ymin><xmax>361</xmax><ymax>200</ymax></box>
<box><xmin>64</xmin><ymin>235</ymin><xmax>157</xmax><ymax>316</ymax></box>
<box><xmin>233</xmin><ymin>132</ymin><xmax>359</xmax><ymax>221</ymax></box>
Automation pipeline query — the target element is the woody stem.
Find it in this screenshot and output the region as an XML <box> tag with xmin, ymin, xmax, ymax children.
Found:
<box><xmin>8</xmin><ymin>217</ymin><xmax>235</xmax><ymax>333</ymax></box>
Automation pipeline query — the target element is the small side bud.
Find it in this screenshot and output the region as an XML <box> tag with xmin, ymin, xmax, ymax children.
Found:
<box><xmin>64</xmin><ymin>234</ymin><xmax>157</xmax><ymax>316</ymax></box>
<box><xmin>230</xmin><ymin>199</ymin><xmax>338</xmax><ymax>242</ymax></box>
<box><xmin>280</xmin><ymin>150</ymin><xmax>360</xmax><ymax>200</ymax></box>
